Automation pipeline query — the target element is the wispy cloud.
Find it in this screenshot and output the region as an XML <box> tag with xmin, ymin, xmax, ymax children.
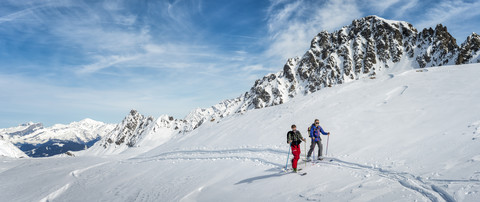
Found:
<box><xmin>265</xmin><ymin>0</ymin><xmax>362</xmax><ymax>61</ymax></box>
<box><xmin>77</xmin><ymin>55</ymin><xmax>140</xmax><ymax>74</ymax></box>
<box><xmin>0</xmin><ymin>7</ymin><xmax>35</xmax><ymax>24</ymax></box>
<box><xmin>364</xmin><ymin>0</ymin><xmax>401</xmax><ymax>14</ymax></box>
<box><xmin>415</xmin><ymin>0</ymin><xmax>480</xmax><ymax>29</ymax></box>
<box><xmin>391</xmin><ymin>0</ymin><xmax>418</xmax><ymax>19</ymax></box>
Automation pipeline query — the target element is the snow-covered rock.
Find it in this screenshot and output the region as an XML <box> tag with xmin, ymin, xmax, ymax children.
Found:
<box><xmin>457</xmin><ymin>32</ymin><xmax>480</xmax><ymax>64</ymax></box>
<box><xmin>86</xmin><ymin>110</ymin><xmax>179</xmax><ymax>155</ymax></box>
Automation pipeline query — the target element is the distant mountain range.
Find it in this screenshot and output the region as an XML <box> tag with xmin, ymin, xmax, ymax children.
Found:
<box><xmin>0</xmin><ymin>119</ymin><xmax>114</xmax><ymax>157</ymax></box>
<box><xmin>2</xmin><ymin>16</ymin><xmax>479</xmax><ymax>157</ymax></box>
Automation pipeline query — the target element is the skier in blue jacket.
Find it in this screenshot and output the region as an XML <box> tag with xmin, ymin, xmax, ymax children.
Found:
<box><xmin>307</xmin><ymin>119</ymin><xmax>330</xmax><ymax>161</ymax></box>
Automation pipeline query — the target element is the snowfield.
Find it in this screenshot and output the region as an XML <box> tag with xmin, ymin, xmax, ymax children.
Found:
<box><xmin>1</xmin><ymin>63</ymin><xmax>480</xmax><ymax>201</ymax></box>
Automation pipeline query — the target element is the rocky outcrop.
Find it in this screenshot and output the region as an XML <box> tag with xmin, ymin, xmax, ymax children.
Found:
<box><xmin>100</xmin><ymin>110</ymin><xmax>155</xmax><ymax>148</ymax></box>
<box><xmin>415</xmin><ymin>24</ymin><xmax>458</xmax><ymax>68</ymax></box>
<box><xmin>457</xmin><ymin>33</ymin><xmax>480</xmax><ymax>64</ymax></box>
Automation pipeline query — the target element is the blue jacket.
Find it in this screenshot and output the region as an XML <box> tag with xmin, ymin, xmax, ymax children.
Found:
<box><xmin>310</xmin><ymin>124</ymin><xmax>328</xmax><ymax>142</ymax></box>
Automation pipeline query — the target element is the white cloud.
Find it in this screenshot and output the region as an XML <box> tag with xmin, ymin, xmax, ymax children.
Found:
<box><xmin>415</xmin><ymin>0</ymin><xmax>480</xmax><ymax>29</ymax></box>
<box><xmin>0</xmin><ymin>7</ymin><xmax>35</xmax><ymax>24</ymax></box>
<box><xmin>265</xmin><ymin>0</ymin><xmax>362</xmax><ymax>61</ymax></box>
<box><xmin>77</xmin><ymin>55</ymin><xmax>140</xmax><ymax>74</ymax></box>
<box><xmin>365</xmin><ymin>0</ymin><xmax>401</xmax><ymax>13</ymax></box>
<box><xmin>392</xmin><ymin>0</ymin><xmax>418</xmax><ymax>19</ymax></box>
<box><xmin>242</xmin><ymin>64</ymin><xmax>276</xmax><ymax>72</ymax></box>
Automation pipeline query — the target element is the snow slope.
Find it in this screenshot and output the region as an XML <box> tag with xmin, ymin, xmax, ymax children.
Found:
<box><xmin>0</xmin><ymin>136</ymin><xmax>27</xmax><ymax>158</ymax></box>
<box><xmin>1</xmin><ymin>63</ymin><xmax>480</xmax><ymax>201</ymax></box>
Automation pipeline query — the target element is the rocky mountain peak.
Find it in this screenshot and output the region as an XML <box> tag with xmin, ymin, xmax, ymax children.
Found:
<box><xmin>101</xmin><ymin>109</ymin><xmax>155</xmax><ymax>148</ymax></box>
<box><xmin>236</xmin><ymin>16</ymin><xmax>480</xmax><ymax>114</ymax></box>
<box><xmin>416</xmin><ymin>24</ymin><xmax>458</xmax><ymax>68</ymax></box>
<box><xmin>457</xmin><ymin>32</ymin><xmax>480</xmax><ymax>64</ymax></box>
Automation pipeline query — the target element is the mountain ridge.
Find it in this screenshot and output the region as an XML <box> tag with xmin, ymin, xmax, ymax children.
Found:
<box><xmin>89</xmin><ymin>15</ymin><xmax>480</xmax><ymax>154</ymax></box>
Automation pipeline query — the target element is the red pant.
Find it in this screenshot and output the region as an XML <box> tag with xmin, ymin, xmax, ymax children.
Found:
<box><xmin>291</xmin><ymin>144</ymin><xmax>301</xmax><ymax>169</ymax></box>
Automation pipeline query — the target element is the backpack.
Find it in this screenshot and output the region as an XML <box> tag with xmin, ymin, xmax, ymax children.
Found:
<box><xmin>287</xmin><ymin>131</ymin><xmax>292</xmax><ymax>143</ymax></box>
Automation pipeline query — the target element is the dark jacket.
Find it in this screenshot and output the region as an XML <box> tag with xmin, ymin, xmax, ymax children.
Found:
<box><xmin>287</xmin><ymin>130</ymin><xmax>304</xmax><ymax>145</ymax></box>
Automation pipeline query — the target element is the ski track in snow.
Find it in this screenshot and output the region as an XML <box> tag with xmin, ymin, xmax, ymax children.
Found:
<box><xmin>314</xmin><ymin>158</ymin><xmax>460</xmax><ymax>202</ymax></box>
<box><xmin>39</xmin><ymin>183</ymin><xmax>71</xmax><ymax>202</ymax></box>
<box><xmin>127</xmin><ymin>148</ymin><xmax>289</xmax><ymax>168</ymax></box>
<box><xmin>378</xmin><ymin>85</ymin><xmax>409</xmax><ymax>106</ymax></box>
<box><xmin>38</xmin><ymin>161</ymin><xmax>112</xmax><ymax>202</ymax></box>
<box><xmin>70</xmin><ymin>162</ymin><xmax>109</xmax><ymax>178</ymax></box>
<box><xmin>125</xmin><ymin>147</ymin><xmax>466</xmax><ymax>202</ymax></box>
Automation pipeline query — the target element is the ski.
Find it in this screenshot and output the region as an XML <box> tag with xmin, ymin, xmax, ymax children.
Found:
<box><xmin>297</xmin><ymin>172</ymin><xmax>307</xmax><ymax>176</ymax></box>
<box><xmin>283</xmin><ymin>168</ymin><xmax>302</xmax><ymax>172</ymax></box>
<box><xmin>302</xmin><ymin>157</ymin><xmax>334</xmax><ymax>164</ymax></box>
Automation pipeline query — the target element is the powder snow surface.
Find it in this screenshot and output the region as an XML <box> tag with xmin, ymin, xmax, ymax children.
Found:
<box><xmin>1</xmin><ymin>64</ymin><xmax>480</xmax><ymax>202</ymax></box>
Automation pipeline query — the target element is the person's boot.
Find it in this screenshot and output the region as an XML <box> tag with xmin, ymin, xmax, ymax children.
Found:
<box><xmin>293</xmin><ymin>168</ymin><xmax>297</xmax><ymax>173</ymax></box>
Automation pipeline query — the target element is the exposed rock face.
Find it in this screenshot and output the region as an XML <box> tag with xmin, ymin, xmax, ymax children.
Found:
<box><xmin>100</xmin><ymin>110</ymin><xmax>154</xmax><ymax>148</ymax></box>
<box><xmin>97</xmin><ymin>110</ymin><xmax>182</xmax><ymax>150</ymax></box>
<box><xmin>241</xmin><ymin>16</ymin><xmax>479</xmax><ymax>108</ymax></box>
<box><xmin>415</xmin><ymin>24</ymin><xmax>458</xmax><ymax>68</ymax></box>
<box><xmin>457</xmin><ymin>33</ymin><xmax>480</xmax><ymax>64</ymax></box>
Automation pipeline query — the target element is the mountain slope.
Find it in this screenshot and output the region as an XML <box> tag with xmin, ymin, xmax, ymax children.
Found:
<box><xmin>0</xmin><ymin>136</ymin><xmax>27</xmax><ymax>158</ymax></box>
<box><xmin>2</xmin><ymin>63</ymin><xmax>480</xmax><ymax>201</ymax></box>
<box><xmin>92</xmin><ymin>16</ymin><xmax>480</xmax><ymax>154</ymax></box>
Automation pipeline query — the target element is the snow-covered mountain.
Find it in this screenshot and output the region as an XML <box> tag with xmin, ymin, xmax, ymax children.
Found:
<box><xmin>85</xmin><ymin>110</ymin><xmax>179</xmax><ymax>155</ymax></box>
<box><xmin>92</xmin><ymin>15</ymin><xmax>480</xmax><ymax>154</ymax></box>
<box><xmin>0</xmin><ymin>135</ymin><xmax>27</xmax><ymax>158</ymax></box>
<box><xmin>1</xmin><ymin>119</ymin><xmax>114</xmax><ymax>157</ymax></box>
<box><xmin>2</xmin><ymin>63</ymin><xmax>480</xmax><ymax>201</ymax></box>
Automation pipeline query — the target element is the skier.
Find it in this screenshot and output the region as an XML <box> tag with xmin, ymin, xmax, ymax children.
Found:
<box><xmin>287</xmin><ymin>124</ymin><xmax>306</xmax><ymax>172</ymax></box>
<box><xmin>307</xmin><ymin>119</ymin><xmax>330</xmax><ymax>161</ymax></box>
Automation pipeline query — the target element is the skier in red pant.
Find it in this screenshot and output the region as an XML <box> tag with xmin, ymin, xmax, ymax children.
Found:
<box><xmin>287</xmin><ymin>124</ymin><xmax>306</xmax><ymax>172</ymax></box>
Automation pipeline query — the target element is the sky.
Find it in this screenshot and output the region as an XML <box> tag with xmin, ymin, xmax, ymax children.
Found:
<box><xmin>1</xmin><ymin>0</ymin><xmax>479</xmax><ymax>128</ymax></box>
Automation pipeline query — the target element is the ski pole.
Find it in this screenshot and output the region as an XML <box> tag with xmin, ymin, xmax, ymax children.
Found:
<box><xmin>285</xmin><ymin>144</ymin><xmax>291</xmax><ymax>171</ymax></box>
<box><xmin>326</xmin><ymin>134</ymin><xmax>330</xmax><ymax>156</ymax></box>
<box><xmin>312</xmin><ymin>140</ymin><xmax>315</xmax><ymax>163</ymax></box>
<box><xmin>304</xmin><ymin>141</ymin><xmax>307</xmax><ymax>168</ymax></box>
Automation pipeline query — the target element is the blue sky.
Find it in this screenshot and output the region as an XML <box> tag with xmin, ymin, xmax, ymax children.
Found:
<box><xmin>1</xmin><ymin>0</ymin><xmax>479</xmax><ymax>128</ymax></box>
